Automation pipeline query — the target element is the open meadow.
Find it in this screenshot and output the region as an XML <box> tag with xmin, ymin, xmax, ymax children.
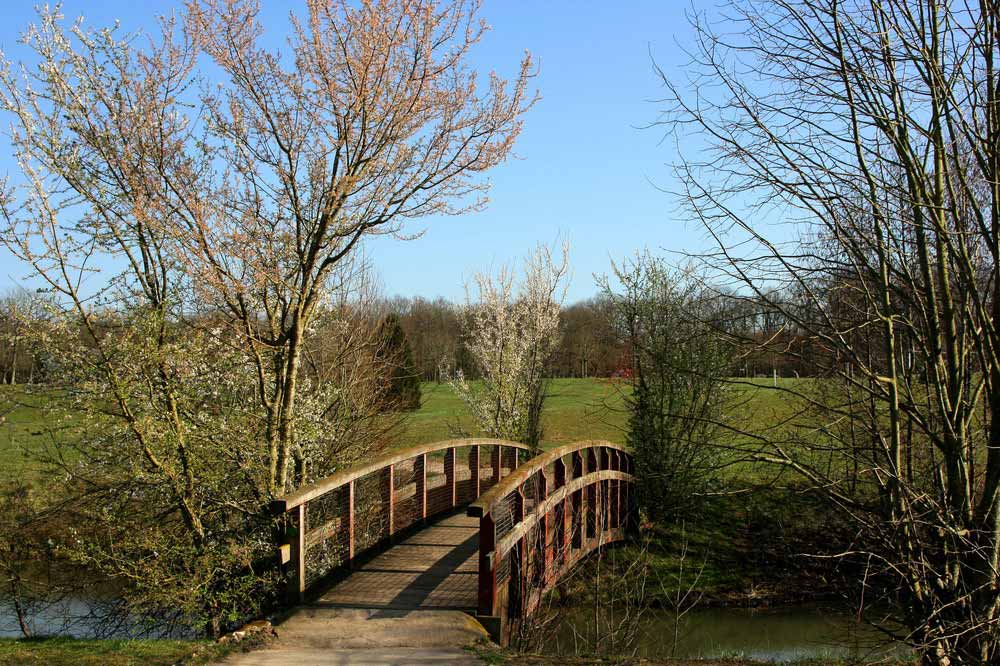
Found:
<box><xmin>1</xmin><ymin>377</ymin><xmax>812</xmax><ymax>482</ymax></box>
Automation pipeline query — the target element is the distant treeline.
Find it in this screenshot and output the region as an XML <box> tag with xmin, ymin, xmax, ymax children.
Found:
<box><xmin>0</xmin><ymin>289</ymin><xmax>831</xmax><ymax>385</ymax></box>
<box><xmin>381</xmin><ymin>292</ymin><xmax>821</xmax><ymax>382</ymax></box>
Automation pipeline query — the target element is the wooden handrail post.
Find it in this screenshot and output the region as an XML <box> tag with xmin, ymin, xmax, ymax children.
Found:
<box><xmin>416</xmin><ymin>453</ymin><xmax>427</xmax><ymax>522</ymax></box>
<box><xmin>586</xmin><ymin>449</ymin><xmax>598</xmax><ymax>540</ymax></box>
<box><xmin>553</xmin><ymin>458</ymin><xmax>567</xmax><ymax>564</ymax></box>
<box><xmin>537</xmin><ymin>471</ymin><xmax>549</xmax><ymax>583</ymax></box>
<box><xmin>287</xmin><ymin>504</ymin><xmax>306</xmax><ymax>603</ymax></box>
<box><xmin>571</xmin><ymin>450</ymin><xmax>584</xmax><ymax>549</ymax></box>
<box><xmin>446</xmin><ymin>447</ymin><xmax>457</xmax><ymax>508</ymax></box>
<box><xmin>347</xmin><ymin>480</ymin><xmax>355</xmax><ymax>566</ymax></box>
<box><xmin>470</xmin><ymin>445</ymin><xmax>481</xmax><ymax>498</ymax></box>
<box><xmin>513</xmin><ymin>488</ymin><xmax>526</xmax><ymax>615</ymax></box>
<box><xmin>384</xmin><ymin>464</ymin><xmax>395</xmax><ymax>539</ymax></box>
<box><xmin>613</xmin><ymin>451</ymin><xmax>622</xmax><ymax>529</ymax></box>
<box><xmin>491</xmin><ymin>445</ymin><xmax>501</xmax><ymax>483</ymax></box>
<box><xmin>599</xmin><ymin>448</ymin><xmax>609</xmax><ymax>532</ymax></box>
<box><xmin>477</xmin><ymin>513</ymin><xmax>497</xmax><ymax>616</ymax></box>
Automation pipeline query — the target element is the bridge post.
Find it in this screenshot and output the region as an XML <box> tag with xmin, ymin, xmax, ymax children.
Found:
<box><xmin>613</xmin><ymin>450</ymin><xmax>622</xmax><ymax>529</ymax></box>
<box><xmin>536</xmin><ymin>471</ymin><xmax>549</xmax><ymax>586</ymax></box>
<box><xmin>477</xmin><ymin>513</ymin><xmax>497</xmax><ymax>617</ymax></box>
<box><xmin>571</xmin><ymin>450</ymin><xmax>584</xmax><ymax>549</ymax></box>
<box><xmin>287</xmin><ymin>504</ymin><xmax>306</xmax><ymax>603</ymax></box>
<box><xmin>586</xmin><ymin>449</ymin><xmax>598</xmax><ymax>541</ymax></box>
<box><xmin>347</xmin><ymin>479</ymin><xmax>355</xmax><ymax>565</ymax></box>
<box><xmin>416</xmin><ymin>453</ymin><xmax>427</xmax><ymax>522</ymax></box>
<box><xmin>470</xmin><ymin>445</ymin><xmax>481</xmax><ymax>498</ymax></box>
<box><xmin>513</xmin><ymin>488</ymin><xmax>526</xmax><ymax>617</ymax></box>
<box><xmin>445</xmin><ymin>447</ymin><xmax>456</xmax><ymax>508</ymax></box>
<box><xmin>491</xmin><ymin>445</ymin><xmax>501</xmax><ymax>484</ymax></box>
<box><xmin>382</xmin><ymin>464</ymin><xmax>395</xmax><ymax>540</ymax></box>
<box><xmin>600</xmin><ymin>448</ymin><xmax>611</xmax><ymax>533</ymax></box>
<box><xmin>552</xmin><ymin>458</ymin><xmax>567</xmax><ymax>566</ymax></box>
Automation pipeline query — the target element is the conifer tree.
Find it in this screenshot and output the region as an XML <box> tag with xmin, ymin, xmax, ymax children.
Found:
<box><xmin>377</xmin><ymin>314</ymin><xmax>422</xmax><ymax>412</ymax></box>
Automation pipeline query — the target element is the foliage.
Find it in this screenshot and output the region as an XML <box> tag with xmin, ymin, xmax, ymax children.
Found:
<box><xmin>376</xmin><ymin>314</ymin><xmax>422</xmax><ymax>411</ymax></box>
<box><xmin>603</xmin><ymin>256</ymin><xmax>731</xmax><ymax>519</ymax></box>
<box><xmin>450</xmin><ymin>243</ymin><xmax>569</xmax><ymax>449</ymax></box>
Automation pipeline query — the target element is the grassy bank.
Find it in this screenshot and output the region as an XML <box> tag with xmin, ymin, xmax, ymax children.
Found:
<box><xmin>0</xmin><ymin>637</ymin><xmax>229</xmax><ymax>666</ymax></box>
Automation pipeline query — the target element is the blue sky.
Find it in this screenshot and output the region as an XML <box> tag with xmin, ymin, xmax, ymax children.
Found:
<box><xmin>0</xmin><ymin>0</ymin><xmax>714</xmax><ymax>304</ymax></box>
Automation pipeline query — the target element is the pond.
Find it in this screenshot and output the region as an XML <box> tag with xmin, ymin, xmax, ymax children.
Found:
<box><xmin>545</xmin><ymin>604</ymin><xmax>909</xmax><ymax>662</ymax></box>
<box><xmin>0</xmin><ymin>594</ymin><xmax>194</xmax><ymax>640</ymax></box>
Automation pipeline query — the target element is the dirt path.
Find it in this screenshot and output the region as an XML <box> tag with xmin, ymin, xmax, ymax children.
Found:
<box><xmin>216</xmin><ymin>607</ymin><xmax>489</xmax><ymax>666</ymax></box>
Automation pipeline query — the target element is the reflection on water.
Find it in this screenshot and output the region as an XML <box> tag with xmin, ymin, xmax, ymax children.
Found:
<box><xmin>0</xmin><ymin>595</ymin><xmax>193</xmax><ymax>640</ymax></box>
<box><xmin>549</xmin><ymin>605</ymin><xmax>908</xmax><ymax>662</ymax></box>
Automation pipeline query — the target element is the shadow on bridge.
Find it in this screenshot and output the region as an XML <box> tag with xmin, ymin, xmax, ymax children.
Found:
<box><xmin>307</xmin><ymin>511</ymin><xmax>481</xmax><ymax>614</ymax></box>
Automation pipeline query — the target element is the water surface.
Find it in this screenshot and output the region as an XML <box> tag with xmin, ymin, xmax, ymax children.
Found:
<box><xmin>548</xmin><ymin>604</ymin><xmax>907</xmax><ymax>662</ymax></box>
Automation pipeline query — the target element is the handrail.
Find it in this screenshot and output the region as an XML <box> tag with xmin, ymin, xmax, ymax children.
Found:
<box><xmin>276</xmin><ymin>438</ymin><xmax>531</xmax><ymax>510</ymax></box>
<box><xmin>486</xmin><ymin>468</ymin><xmax>633</xmax><ymax>569</ymax></box>
<box><xmin>274</xmin><ymin>437</ymin><xmax>529</xmax><ymax>603</ymax></box>
<box><xmin>468</xmin><ymin>439</ymin><xmax>627</xmax><ymax>518</ymax></box>
<box><xmin>469</xmin><ymin>439</ymin><xmax>636</xmax><ymax>645</ymax></box>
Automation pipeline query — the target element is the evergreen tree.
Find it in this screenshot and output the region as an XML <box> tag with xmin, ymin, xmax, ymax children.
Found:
<box><xmin>377</xmin><ymin>314</ymin><xmax>422</xmax><ymax>411</ymax></box>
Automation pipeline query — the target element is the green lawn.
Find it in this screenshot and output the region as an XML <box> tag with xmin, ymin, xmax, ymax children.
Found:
<box><xmin>1</xmin><ymin>377</ymin><xmax>814</xmax><ymax>480</ymax></box>
<box><xmin>395</xmin><ymin>378</ymin><xmax>629</xmax><ymax>449</ymax></box>
<box><xmin>0</xmin><ymin>385</ymin><xmax>76</xmax><ymax>482</ymax></box>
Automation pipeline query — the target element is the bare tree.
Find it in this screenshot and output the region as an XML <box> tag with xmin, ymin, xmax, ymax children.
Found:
<box><xmin>658</xmin><ymin>0</ymin><xmax>1000</xmax><ymax>662</ymax></box>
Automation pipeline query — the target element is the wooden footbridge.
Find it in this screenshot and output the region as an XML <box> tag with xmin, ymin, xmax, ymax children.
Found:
<box><xmin>273</xmin><ymin>438</ymin><xmax>636</xmax><ymax>645</ymax></box>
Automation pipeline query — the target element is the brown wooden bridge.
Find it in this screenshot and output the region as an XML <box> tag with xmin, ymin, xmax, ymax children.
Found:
<box><xmin>273</xmin><ymin>438</ymin><xmax>636</xmax><ymax>645</ymax></box>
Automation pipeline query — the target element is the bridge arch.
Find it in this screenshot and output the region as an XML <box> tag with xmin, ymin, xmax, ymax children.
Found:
<box><xmin>274</xmin><ymin>438</ymin><xmax>532</xmax><ymax>602</ymax></box>
<box><xmin>468</xmin><ymin>440</ymin><xmax>637</xmax><ymax>644</ymax></box>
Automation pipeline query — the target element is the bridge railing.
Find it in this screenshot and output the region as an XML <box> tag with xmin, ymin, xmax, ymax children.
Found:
<box><xmin>273</xmin><ymin>438</ymin><xmax>531</xmax><ymax>602</ymax></box>
<box><xmin>467</xmin><ymin>440</ymin><xmax>636</xmax><ymax>644</ymax></box>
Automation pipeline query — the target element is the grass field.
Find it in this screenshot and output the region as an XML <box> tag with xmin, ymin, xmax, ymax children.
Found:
<box><xmin>0</xmin><ymin>386</ymin><xmax>73</xmax><ymax>482</ymax></box>
<box><xmin>395</xmin><ymin>378</ymin><xmax>630</xmax><ymax>449</ymax></box>
<box><xmin>0</xmin><ymin>377</ymin><xmax>812</xmax><ymax>480</ymax></box>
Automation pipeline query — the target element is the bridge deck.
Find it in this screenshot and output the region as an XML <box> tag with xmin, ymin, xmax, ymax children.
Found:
<box><xmin>314</xmin><ymin>512</ymin><xmax>479</xmax><ymax>611</ymax></box>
